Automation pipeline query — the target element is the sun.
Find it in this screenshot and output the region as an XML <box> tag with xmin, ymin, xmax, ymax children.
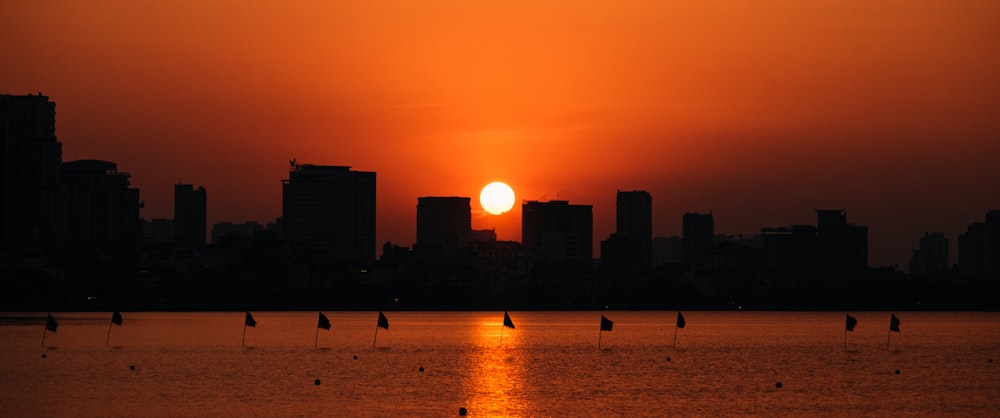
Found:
<box><xmin>480</xmin><ymin>182</ymin><xmax>515</xmax><ymax>215</ymax></box>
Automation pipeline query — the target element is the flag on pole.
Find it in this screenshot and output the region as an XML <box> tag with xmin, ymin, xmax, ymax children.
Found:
<box><xmin>377</xmin><ymin>311</ymin><xmax>389</xmax><ymax>330</ymax></box>
<box><xmin>317</xmin><ymin>312</ymin><xmax>331</xmax><ymax>330</ymax></box>
<box><xmin>889</xmin><ymin>314</ymin><xmax>900</xmax><ymax>332</ymax></box>
<box><xmin>600</xmin><ymin>315</ymin><xmax>614</xmax><ymax>331</ymax></box>
<box><xmin>503</xmin><ymin>311</ymin><xmax>515</xmax><ymax>329</ymax></box>
<box><xmin>846</xmin><ymin>314</ymin><xmax>857</xmax><ymax>332</ymax></box>
<box><xmin>111</xmin><ymin>311</ymin><xmax>123</xmax><ymax>326</ymax></box>
<box><xmin>676</xmin><ymin>312</ymin><xmax>686</xmax><ymax>329</ymax></box>
<box><xmin>46</xmin><ymin>314</ymin><xmax>58</xmax><ymax>332</ymax></box>
<box><xmin>245</xmin><ymin>312</ymin><xmax>257</xmax><ymax>327</ymax></box>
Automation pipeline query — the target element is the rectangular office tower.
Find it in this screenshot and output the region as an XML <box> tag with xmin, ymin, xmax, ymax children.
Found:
<box><xmin>522</xmin><ymin>200</ymin><xmax>593</xmax><ymax>264</ymax></box>
<box><xmin>416</xmin><ymin>196</ymin><xmax>471</xmax><ymax>261</ymax></box>
<box><xmin>281</xmin><ymin>163</ymin><xmax>376</xmax><ymax>262</ymax></box>
<box><xmin>616</xmin><ymin>190</ymin><xmax>652</xmax><ymax>269</ymax></box>
<box><xmin>174</xmin><ymin>184</ymin><xmax>206</xmax><ymax>246</ymax></box>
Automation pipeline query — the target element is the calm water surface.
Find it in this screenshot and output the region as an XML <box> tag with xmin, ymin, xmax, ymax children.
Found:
<box><xmin>1</xmin><ymin>311</ymin><xmax>998</xmax><ymax>417</ymax></box>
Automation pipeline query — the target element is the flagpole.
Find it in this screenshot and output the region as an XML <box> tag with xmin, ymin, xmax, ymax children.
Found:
<box><xmin>673</xmin><ymin>325</ymin><xmax>679</xmax><ymax>350</ymax></box>
<box><xmin>315</xmin><ymin>326</ymin><xmax>320</xmax><ymax>349</ymax></box>
<box><xmin>844</xmin><ymin>327</ymin><xmax>848</xmax><ymax>351</ymax></box>
<box><xmin>598</xmin><ymin>329</ymin><xmax>603</xmax><ymax>350</ymax></box>
<box><xmin>106</xmin><ymin>320</ymin><xmax>114</xmax><ymax>346</ymax></box>
<box><xmin>242</xmin><ymin>324</ymin><xmax>247</xmax><ymax>347</ymax></box>
<box><xmin>373</xmin><ymin>325</ymin><xmax>379</xmax><ymax>348</ymax></box>
<box><xmin>41</xmin><ymin>327</ymin><xmax>47</xmax><ymax>346</ymax></box>
<box><xmin>499</xmin><ymin>324</ymin><xmax>504</xmax><ymax>348</ymax></box>
<box><xmin>886</xmin><ymin>326</ymin><xmax>891</xmax><ymax>351</ymax></box>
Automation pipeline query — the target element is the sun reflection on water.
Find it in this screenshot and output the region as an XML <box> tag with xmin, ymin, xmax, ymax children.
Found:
<box><xmin>462</xmin><ymin>318</ymin><xmax>530</xmax><ymax>417</ymax></box>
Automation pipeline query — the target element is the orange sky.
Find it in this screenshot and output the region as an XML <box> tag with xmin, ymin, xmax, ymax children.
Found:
<box><xmin>3</xmin><ymin>0</ymin><xmax>998</xmax><ymax>267</ymax></box>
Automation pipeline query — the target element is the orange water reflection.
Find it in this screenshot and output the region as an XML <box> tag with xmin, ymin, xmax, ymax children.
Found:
<box><xmin>462</xmin><ymin>316</ymin><xmax>531</xmax><ymax>417</ymax></box>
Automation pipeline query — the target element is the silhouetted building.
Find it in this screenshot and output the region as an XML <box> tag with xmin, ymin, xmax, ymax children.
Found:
<box><xmin>211</xmin><ymin>221</ymin><xmax>263</xmax><ymax>244</ymax></box>
<box><xmin>415</xmin><ymin>196</ymin><xmax>472</xmax><ymax>261</ymax></box>
<box><xmin>909</xmin><ymin>232</ymin><xmax>948</xmax><ymax>277</ymax></box>
<box><xmin>607</xmin><ymin>190</ymin><xmax>652</xmax><ymax>270</ymax></box>
<box><xmin>959</xmin><ymin>210</ymin><xmax>1000</xmax><ymax>282</ymax></box>
<box><xmin>1</xmin><ymin>93</ymin><xmax>62</xmax><ymax>249</ymax></box>
<box><xmin>651</xmin><ymin>236</ymin><xmax>683</xmax><ymax>266</ymax></box>
<box><xmin>683</xmin><ymin>212</ymin><xmax>713</xmax><ymax>263</ymax></box>
<box><xmin>814</xmin><ymin>210</ymin><xmax>868</xmax><ymax>271</ymax></box>
<box><xmin>761</xmin><ymin>210</ymin><xmax>868</xmax><ymax>277</ymax></box>
<box><xmin>281</xmin><ymin>163</ymin><xmax>376</xmax><ymax>262</ymax></box>
<box><xmin>522</xmin><ymin>200</ymin><xmax>592</xmax><ymax>264</ymax></box>
<box><xmin>174</xmin><ymin>184</ymin><xmax>206</xmax><ymax>246</ymax></box>
<box><xmin>142</xmin><ymin>218</ymin><xmax>174</xmax><ymax>244</ymax></box>
<box><xmin>61</xmin><ymin>160</ymin><xmax>142</xmax><ymax>249</ymax></box>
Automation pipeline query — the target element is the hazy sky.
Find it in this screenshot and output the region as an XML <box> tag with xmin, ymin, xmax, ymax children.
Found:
<box><xmin>3</xmin><ymin>0</ymin><xmax>998</xmax><ymax>267</ymax></box>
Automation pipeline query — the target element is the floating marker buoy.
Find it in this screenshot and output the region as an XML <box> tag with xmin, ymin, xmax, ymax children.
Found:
<box><xmin>41</xmin><ymin>354</ymin><xmax>46</xmax><ymax>359</ymax></box>
<box><xmin>419</xmin><ymin>366</ymin><xmax>424</xmax><ymax>372</ymax></box>
<box><xmin>314</xmin><ymin>379</ymin><xmax>321</xmax><ymax>385</ymax></box>
<box><xmin>666</xmin><ymin>357</ymin><xmax>671</xmax><ymax>362</ymax></box>
<box><xmin>895</xmin><ymin>369</ymin><xmax>900</xmax><ymax>375</ymax></box>
<box><xmin>458</xmin><ymin>407</ymin><xmax>467</xmax><ymax>415</ymax></box>
<box><xmin>129</xmin><ymin>364</ymin><xmax>135</xmax><ymax>371</ymax></box>
<box><xmin>775</xmin><ymin>382</ymin><xmax>782</xmax><ymax>389</ymax></box>
<box><xmin>989</xmin><ymin>359</ymin><xmax>993</xmax><ymax>363</ymax></box>
<box><xmin>353</xmin><ymin>355</ymin><xmax>358</xmax><ymax>360</ymax></box>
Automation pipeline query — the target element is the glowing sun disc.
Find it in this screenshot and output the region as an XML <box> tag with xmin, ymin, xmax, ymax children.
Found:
<box><xmin>480</xmin><ymin>182</ymin><xmax>515</xmax><ymax>215</ymax></box>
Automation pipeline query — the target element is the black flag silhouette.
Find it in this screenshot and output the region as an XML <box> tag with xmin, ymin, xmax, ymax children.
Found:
<box><xmin>318</xmin><ymin>312</ymin><xmax>331</xmax><ymax>330</ymax></box>
<box><xmin>377</xmin><ymin>311</ymin><xmax>389</xmax><ymax>330</ymax></box>
<box><xmin>245</xmin><ymin>312</ymin><xmax>257</xmax><ymax>327</ymax></box>
<box><xmin>46</xmin><ymin>314</ymin><xmax>58</xmax><ymax>332</ymax></box>
<box><xmin>503</xmin><ymin>311</ymin><xmax>515</xmax><ymax>329</ymax></box>
<box><xmin>846</xmin><ymin>314</ymin><xmax>857</xmax><ymax>332</ymax></box>
<box><xmin>600</xmin><ymin>315</ymin><xmax>614</xmax><ymax>331</ymax></box>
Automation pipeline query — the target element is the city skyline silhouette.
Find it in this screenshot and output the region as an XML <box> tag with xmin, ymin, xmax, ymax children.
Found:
<box><xmin>2</xmin><ymin>1</ymin><xmax>998</xmax><ymax>269</ymax></box>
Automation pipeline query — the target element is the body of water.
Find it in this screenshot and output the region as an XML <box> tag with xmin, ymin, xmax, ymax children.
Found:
<box><xmin>1</xmin><ymin>311</ymin><xmax>997</xmax><ymax>417</ymax></box>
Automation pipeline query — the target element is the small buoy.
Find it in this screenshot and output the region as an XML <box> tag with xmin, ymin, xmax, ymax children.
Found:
<box><xmin>353</xmin><ymin>355</ymin><xmax>358</xmax><ymax>360</ymax></box>
<box><xmin>314</xmin><ymin>379</ymin><xmax>321</xmax><ymax>385</ymax></box>
<box><xmin>129</xmin><ymin>364</ymin><xmax>135</xmax><ymax>371</ymax></box>
<box><xmin>666</xmin><ymin>357</ymin><xmax>671</xmax><ymax>362</ymax></box>
<box><xmin>775</xmin><ymin>382</ymin><xmax>782</xmax><ymax>389</ymax></box>
<box><xmin>989</xmin><ymin>359</ymin><xmax>993</xmax><ymax>363</ymax></box>
<box><xmin>419</xmin><ymin>366</ymin><xmax>424</xmax><ymax>372</ymax></box>
<box><xmin>458</xmin><ymin>407</ymin><xmax>467</xmax><ymax>416</ymax></box>
<box><xmin>894</xmin><ymin>369</ymin><xmax>900</xmax><ymax>375</ymax></box>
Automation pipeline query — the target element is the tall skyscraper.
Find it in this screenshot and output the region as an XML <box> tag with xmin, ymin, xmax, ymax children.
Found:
<box><xmin>174</xmin><ymin>184</ymin><xmax>206</xmax><ymax>246</ymax></box>
<box><xmin>281</xmin><ymin>163</ymin><xmax>376</xmax><ymax>262</ymax></box>
<box><xmin>415</xmin><ymin>196</ymin><xmax>471</xmax><ymax>261</ymax></box>
<box><xmin>1</xmin><ymin>93</ymin><xmax>62</xmax><ymax>248</ymax></box>
<box><xmin>615</xmin><ymin>190</ymin><xmax>652</xmax><ymax>269</ymax></box>
<box><xmin>682</xmin><ymin>212</ymin><xmax>714</xmax><ymax>263</ymax></box>
<box><xmin>522</xmin><ymin>200</ymin><xmax>593</xmax><ymax>263</ymax></box>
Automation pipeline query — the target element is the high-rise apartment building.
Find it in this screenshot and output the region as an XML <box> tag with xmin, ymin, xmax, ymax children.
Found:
<box><xmin>281</xmin><ymin>163</ymin><xmax>375</xmax><ymax>262</ymax></box>
<box><xmin>1</xmin><ymin>93</ymin><xmax>62</xmax><ymax>248</ymax></box>
<box><xmin>959</xmin><ymin>210</ymin><xmax>1000</xmax><ymax>282</ymax></box>
<box><xmin>61</xmin><ymin>159</ymin><xmax>142</xmax><ymax>248</ymax></box>
<box><xmin>615</xmin><ymin>190</ymin><xmax>652</xmax><ymax>269</ymax></box>
<box><xmin>682</xmin><ymin>212</ymin><xmax>714</xmax><ymax>263</ymax></box>
<box><xmin>415</xmin><ymin>196</ymin><xmax>471</xmax><ymax>261</ymax></box>
<box><xmin>909</xmin><ymin>232</ymin><xmax>948</xmax><ymax>277</ymax></box>
<box><xmin>174</xmin><ymin>184</ymin><xmax>206</xmax><ymax>246</ymax></box>
<box><xmin>522</xmin><ymin>200</ymin><xmax>592</xmax><ymax>263</ymax></box>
